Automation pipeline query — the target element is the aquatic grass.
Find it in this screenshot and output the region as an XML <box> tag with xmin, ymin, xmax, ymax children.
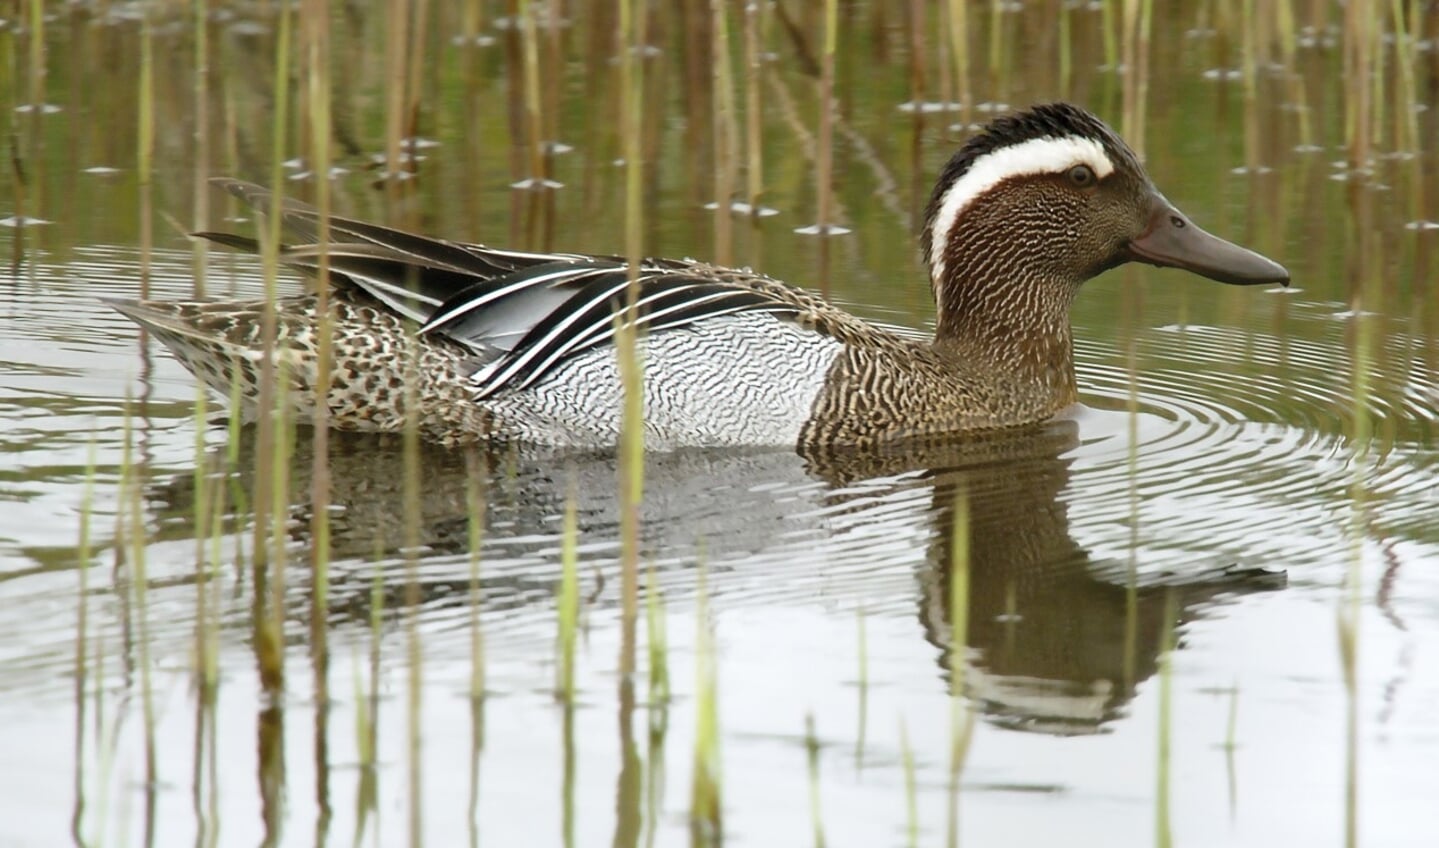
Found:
<box><xmin>225</xmin><ymin>359</ymin><xmax>251</xmax><ymax>574</ymax></box>
<box><xmin>25</xmin><ymin>0</ymin><xmax>43</xmax><ymax>116</ymax></box>
<box><xmin>742</xmin><ymin>0</ymin><xmax>771</xmax><ymax>218</ymax></box>
<box><xmin>2</xmin><ymin>14</ymin><xmax>21</xmax><ymax>268</ymax></box>
<box><xmin>352</xmin><ymin>553</ymin><xmax>388</xmax><ymax>843</ymax></box>
<box><xmin>1154</xmin><ymin>591</ymin><xmax>1176</xmax><ymax>848</ymax></box>
<box><xmin>1057</xmin><ymin>0</ymin><xmax>1072</xmax><ymax>94</ymax></box>
<box><xmin>299</xmin><ymin>5</ymin><xmax>336</xmax><ymax>836</ymax></box>
<box><xmin>805</xmin><ymin>713</ymin><xmax>826</xmax><ymax>848</ymax></box>
<box><xmin>249</xmin><ymin>0</ymin><xmax>294</xmax><ymax>701</ymax></box>
<box><xmin>71</xmin><ymin>437</ymin><xmax>96</xmax><ymax>846</ymax></box>
<box><xmin>1222</xmin><ymin>683</ymin><xmax>1239</xmax><ymax>817</ymax></box>
<box><xmin>191</xmin><ymin>0</ymin><xmax>210</xmax><ymax>298</ymax></box>
<box><xmin>643</xmin><ymin>563</ymin><xmax>671</xmax><ymax>848</ymax></box>
<box><xmin>137</xmin><ymin>2</ymin><xmax>154</xmax><ymax>297</ymax></box>
<box><xmin>1387</xmin><ymin>0</ymin><xmax>1420</xmax><ymax>157</ymax></box>
<box><xmin>1240</xmin><ymin>0</ymin><xmax>1260</xmax><ymax>175</ymax></box>
<box><xmin>120</xmin><ymin>398</ymin><xmax>160</xmax><ymax>847</ymax></box>
<box><xmin>946</xmin><ymin>0</ymin><xmax>971</xmax><ymax>127</ymax></box>
<box><xmin>516</xmin><ymin>0</ymin><xmax>551</xmax><ymax>189</ymax></box>
<box><xmin>899</xmin><ymin>717</ymin><xmax>917</xmax><ymax>848</ymax></box>
<box><xmin>466</xmin><ymin>451</ymin><xmax>488</xmax><ymax>702</ymax></box>
<box><xmin>689</xmin><ymin>562</ymin><xmax>722</xmax><ymax>847</ymax></box>
<box><xmin>903</xmin><ymin>0</ymin><xmax>927</xmax><ymax>119</ymax></box>
<box><xmin>1273</xmin><ymin>0</ymin><xmax>1314</xmax><ymax>151</ymax></box>
<box><xmin>1124</xmin><ymin>306</ymin><xmax>1143</xmax><ymax>689</ymax></box>
<box><xmin>21</xmin><ymin>0</ymin><xmax>45</xmax><ymax>222</ymax></box>
<box><xmin>646</xmin><ymin>564</ymin><xmax>671</xmax><ymax>713</ymax></box>
<box><xmin>383</xmin><ymin>0</ymin><xmax>412</xmax><ymax>184</ymax></box>
<box><xmin>710</xmin><ymin>0</ymin><xmax>737</xmax><ymax>265</ymax></box>
<box><xmin>405</xmin><ymin>0</ymin><xmax>432</xmax><ymax>174</ymax></box>
<box><xmin>617</xmin><ymin>0</ymin><xmax>649</xmax><ymax>694</ymax></box>
<box><xmin>465</xmin><ymin>452</ymin><xmax>488</xmax><ymax>848</ymax></box>
<box><xmin>403</xmin><ymin>336</ymin><xmax>425</xmax><ymax>848</ymax></box>
<box><xmin>944</xmin><ymin>487</ymin><xmax>974</xmax><ymax>848</ymax></box>
<box><xmin>556</xmin><ymin>484</ymin><xmax>581</xmax><ymax>702</ymax></box>
<box><xmin>189</xmin><ymin>385</ymin><xmax>223</xmax><ymax>848</ymax></box>
<box><xmin>794</xmin><ymin>0</ymin><xmax>849</xmax><ymax>288</ymax></box>
<box><xmin>986</xmin><ymin>0</ymin><xmax>1003</xmax><ymax>82</ymax></box>
<box><xmin>1118</xmin><ymin>0</ymin><xmax>1154</xmax><ymax>158</ymax></box>
<box><xmin>1341</xmin><ymin>214</ymin><xmax>1378</xmax><ymax>848</ymax></box>
<box><xmin>1343</xmin><ymin>0</ymin><xmax>1376</xmax><ymax>172</ymax></box>
<box><xmin>854</xmin><ymin>604</ymin><xmax>868</xmax><ymax>766</ymax></box>
<box><xmin>561</xmin><ymin>686</ymin><xmax>578</xmax><ymax>848</ymax></box>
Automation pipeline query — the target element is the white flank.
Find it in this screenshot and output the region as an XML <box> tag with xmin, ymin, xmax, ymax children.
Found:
<box><xmin>928</xmin><ymin>135</ymin><xmax>1115</xmax><ymax>281</ymax></box>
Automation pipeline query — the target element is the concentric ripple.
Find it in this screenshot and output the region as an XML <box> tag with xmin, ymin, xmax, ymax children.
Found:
<box><xmin>1065</xmin><ymin>314</ymin><xmax>1439</xmax><ymax>572</ymax></box>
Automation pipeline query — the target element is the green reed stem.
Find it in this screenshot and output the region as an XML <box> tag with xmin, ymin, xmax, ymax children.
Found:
<box><xmin>301</xmin><ymin>0</ymin><xmax>335</xmax><ymax>723</ymax></box>
<box><xmin>617</xmin><ymin>0</ymin><xmax>648</xmax><ymax>691</ymax></box>
<box><xmin>249</xmin><ymin>0</ymin><xmax>293</xmax><ymax>701</ymax></box>
<box><xmin>645</xmin><ymin>562</ymin><xmax>670</xmax><ymax>711</ymax></box>
<box><xmin>556</xmin><ymin>485</ymin><xmax>580</xmax><ymax>702</ymax></box>
<box><xmin>947</xmin><ymin>489</ymin><xmax>969</xmax><ymax>695</ymax></box>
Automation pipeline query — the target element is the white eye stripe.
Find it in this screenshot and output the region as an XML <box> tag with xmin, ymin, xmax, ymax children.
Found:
<box><xmin>928</xmin><ymin>136</ymin><xmax>1115</xmax><ymax>281</ymax></box>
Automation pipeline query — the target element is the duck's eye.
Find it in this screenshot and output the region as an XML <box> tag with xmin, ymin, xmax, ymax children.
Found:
<box><xmin>1067</xmin><ymin>163</ymin><xmax>1097</xmax><ymax>188</ymax></box>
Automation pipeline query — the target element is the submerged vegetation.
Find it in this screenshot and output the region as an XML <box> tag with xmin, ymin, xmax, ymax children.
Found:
<box><xmin>0</xmin><ymin>0</ymin><xmax>1436</xmax><ymax>845</ymax></box>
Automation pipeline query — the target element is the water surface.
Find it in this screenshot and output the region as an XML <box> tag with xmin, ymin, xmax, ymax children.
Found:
<box><xmin>2</xmin><ymin>3</ymin><xmax>1438</xmax><ymax>846</ymax></box>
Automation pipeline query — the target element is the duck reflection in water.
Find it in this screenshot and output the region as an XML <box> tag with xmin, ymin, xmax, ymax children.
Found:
<box><xmin>150</xmin><ymin>422</ymin><xmax>1283</xmax><ymax>735</ymax></box>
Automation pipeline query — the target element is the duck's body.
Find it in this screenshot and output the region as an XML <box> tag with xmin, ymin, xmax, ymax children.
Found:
<box><xmin>111</xmin><ymin>104</ymin><xmax>1289</xmax><ymax>450</ymax></box>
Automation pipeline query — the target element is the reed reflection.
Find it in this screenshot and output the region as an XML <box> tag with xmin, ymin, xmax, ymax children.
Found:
<box><xmin>149</xmin><ymin>420</ymin><xmax>1282</xmax><ymax>737</ymax></box>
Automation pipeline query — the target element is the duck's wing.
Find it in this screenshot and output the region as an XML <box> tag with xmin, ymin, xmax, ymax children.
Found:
<box><xmin>194</xmin><ymin>179</ymin><xmax>821</xmax><ymax>397</ymax></box>
<box><xmin>420</xmin><ymin>260</ymin><xmax>804</xmax><ymax>398</ymax></box>
<box><xmin>195</xmin><ymin>178</ymin><xmax>587</xmax><ymax>322</ymax></box>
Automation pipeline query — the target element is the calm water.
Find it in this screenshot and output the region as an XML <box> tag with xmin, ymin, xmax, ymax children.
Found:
<box><xmin>3</xmin><ymin>3</ymin><xmax>1439</xmax><ymax>846</ymax></box>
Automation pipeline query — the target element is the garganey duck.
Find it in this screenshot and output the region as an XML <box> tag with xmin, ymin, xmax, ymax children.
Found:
<box><xmin>110</xmin><ymin>103</ymin><xmax>1289</xmax><ymax>449</ymax></box>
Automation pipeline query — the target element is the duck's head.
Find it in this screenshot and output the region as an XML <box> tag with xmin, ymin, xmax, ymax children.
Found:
<box><xmin>920</xmin><ymin>103</ymin><xmax>1289</xmax><ymax>341</ymax></box>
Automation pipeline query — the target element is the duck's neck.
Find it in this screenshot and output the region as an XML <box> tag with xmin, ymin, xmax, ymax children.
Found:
<box><xmin>930</xmin><ymin>267</ymin><xmax>1080</xmax><ymax>410</ymax></box>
